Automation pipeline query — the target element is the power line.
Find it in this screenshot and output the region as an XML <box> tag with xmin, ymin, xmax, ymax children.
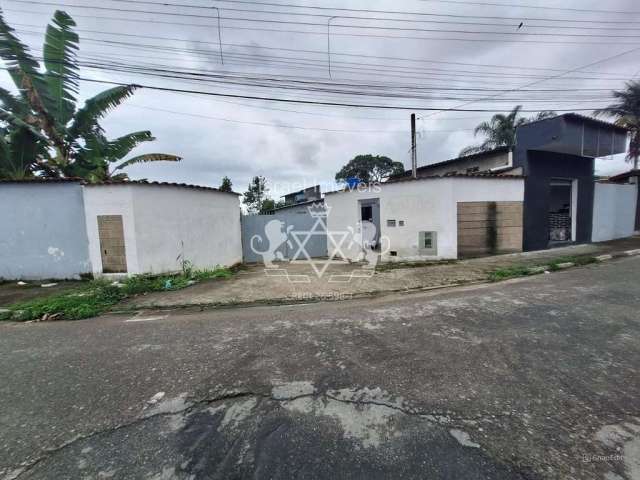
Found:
<box><xmin>76</xmin><ymin>75</ymin><xmax>615</xmax><ymax>112</ymax></box>
<box><xmin>10</xmin><ymin>1</ymin><xmax>640</xmax><ymax>39</ymax></box>
<box><xmin>15</xmin><ymin>45</ymin><xmax>619</xmax><ymax>104</ymax></box>
<box><xmin>125</xmin><ymin>103</ymin><xmax>477</xmax><ymax>133</ymax></box>
<box><xmin>7</xmin><ymin>7</ymin><xmax>640</xmax><ymax>46</ymax></box>
<box><xmin>11</xmin><ymin>27</ymin><xmax>640</xmax><ymax>87</ymax></box>
<box><xmin>97</xmin><ymin>0</ymin><xmax>640</xmax><ymax>31</ymax></box>
<box><xmin>423</xmin><ymin>42</ymin><xmax>640</xmax><ymax>120</ymax></box>
<box><xmin>412</xmin><ymin>0</ymin><xmax>640</xmax><ymax>15</ymax></box>
<box><xmin>14</xmin><ymin>21</ymin><xmax>637</xmax><ymax>78</ymax></box>
<box><xmin>209</xmin><ymin>0</ymin><xmax>640</xmax><ymax>24</ymax></box>
<box><xmin>9</xmin><ymin>1</ymin><xmax>640</xmax><ymax>42</ymax></box>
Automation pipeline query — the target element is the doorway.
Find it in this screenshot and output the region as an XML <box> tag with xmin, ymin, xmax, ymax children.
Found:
<box><xmin>548</xmin><ymin>180</ymin><xmax>573</xmax><ymax>244</ymax></box>
<box><xmin>97</xmin><ymin>215</ymin><xmax>128</xmax><ymax>273</ymax></box>
<box><xmin>358</xmin><ymin>198</ymin><xmax>380</xmax><ymax>250</ymax></box>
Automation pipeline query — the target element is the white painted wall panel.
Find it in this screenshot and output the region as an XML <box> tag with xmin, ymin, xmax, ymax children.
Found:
<box><xmin>83</xmin><ymin>185</ymin><xmax>139</xmax><ymax>276</ymax></box>
<box><xmin>131</xmin><ymin>186</ymin><xmax>242</xmax><ymax>274</ymax></box>
<box><xmin>325</xmin><ymin>177</ymin><xmax>524</xmax><ymax>261</ymax></box>
<box><xmin>84</xmin><ymin>185</ymin><xmax>241</xmax><ymax>276</ymax></box>
<box><xmin>592</xmin><ymin>182</ymin><xmax>638</xmax><ymax>242</ymax></box>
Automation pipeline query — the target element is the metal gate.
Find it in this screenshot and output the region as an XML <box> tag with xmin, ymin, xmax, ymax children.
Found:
<box><xmin>241</xmin><ymin>204</ymin><xmax>327</xmax><ymax>263</ymax></box>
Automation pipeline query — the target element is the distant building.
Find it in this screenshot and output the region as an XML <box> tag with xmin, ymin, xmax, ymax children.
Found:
<box><xmin>282</xmin><ymin>185</ymin><xmax>321</xmax><ymax>206</ymax></box>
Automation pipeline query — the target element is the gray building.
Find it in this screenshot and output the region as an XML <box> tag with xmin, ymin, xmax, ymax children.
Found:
<box><xmin>282</xmin><ymin>185</ymin><xmax>322</xmax><ymax>206</ymax></box>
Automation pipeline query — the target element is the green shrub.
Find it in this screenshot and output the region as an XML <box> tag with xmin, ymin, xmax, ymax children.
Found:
<box><xmin>488</xmin><ymin>266</ymin><xmax>532</xmax><ymax>282</ymax></box>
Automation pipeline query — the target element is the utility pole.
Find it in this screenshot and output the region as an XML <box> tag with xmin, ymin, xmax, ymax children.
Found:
<box><xmin>411</xmin><ymin>113</ymin><xmax>417</xmax><ymax>178</ymax></box>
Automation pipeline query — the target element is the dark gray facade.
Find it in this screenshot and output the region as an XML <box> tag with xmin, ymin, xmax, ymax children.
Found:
<box><xmin>514</xmin><ymin>114</ymin><xmax>627</xmax><ymax>251</ymax></box>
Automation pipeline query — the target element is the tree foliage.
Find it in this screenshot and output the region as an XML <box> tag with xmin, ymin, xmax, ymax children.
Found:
<box><xmin>0</xmin><ymin>8</ymin><xmax>180</xmax><ymax>180</ymax></box>
<box><xmin>595</xmin><ymin>80</ymin><xmax>640</xmax><ymax>170</ymax></box>
<box><xmin>460</xmin><ymin>106</ymin><xmax>556</xmax><ymax>157</ymax></box>
<box><xmin>219</xmin><ymin>176</ymin><xmax>233</xmax><ymax>192</ymax></box>
<box><xmin>243</xmin><ymin>175</ymin><xmax>269</xmax><ymax>213</ymax></box>
<box><xmin>335</xmin><ymin>154</ymin><xmax>405</xmax><ymax>184</ymax></box>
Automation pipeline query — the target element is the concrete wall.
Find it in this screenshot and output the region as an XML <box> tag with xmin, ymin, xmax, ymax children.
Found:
<box><xmin>0</xmin><ymin>182</ymin><xmax>91</xmax><ymax>280</ymax></box>
<box><xmin>325</xmin><ymin>177</ymin><xmax>524</xmax><ymax>261</ymax></box>
<box><xmin>592</xmin><ymin>182</ymin><xmax>638</xmax><ymax>242</ymax></box>
<box><xmin>132</xmin><ymin>186</ymin><xmax>242</xmax><ymax>274</ymax></box>
<box><xmin>83</xmin><ymin>185</ymin><xmax>139</xmax><ymax>276</ymax></box>
<box><xmin>84</xmin><ymin>184</ymin><xmax>242</xmax><ymax>276</ymax></box>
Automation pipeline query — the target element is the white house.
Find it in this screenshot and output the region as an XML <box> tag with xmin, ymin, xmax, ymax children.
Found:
<box><xmin>324</xmin><ymin>174</ymin><xmax>525</xmax><ymax>261</ymax></box>
<box><xmin>83</xmin><ymin>181</ymin><xmax>242</xmax><ymax>276</ymax></box>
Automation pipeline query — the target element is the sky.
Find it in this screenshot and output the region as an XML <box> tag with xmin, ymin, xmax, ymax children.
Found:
<box><xmin>2</xmin><ymin>0</ymin><xmax>640</xmax><ymax>199</ymax></box>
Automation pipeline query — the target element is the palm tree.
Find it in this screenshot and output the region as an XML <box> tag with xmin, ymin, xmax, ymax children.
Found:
<box><xmin>0</xmin><ymin>9</ymin><xmax>181</xmax><ymax>180</ymax></box>
<box><xmin>595</xmin><ymin>81</ymin><xmax>640</xmax><ymax>170</ymax></box>
<box><xmin>460</xmin><ymin>106</ymin><xmax>556</xmax><ymax>156</ymax></box>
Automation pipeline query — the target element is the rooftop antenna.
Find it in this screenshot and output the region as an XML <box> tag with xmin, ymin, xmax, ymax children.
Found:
<box><xmin>212</xmin><ymin>5</ymin><xmax>224</xmax><ymax>65</ymax></box>
<box><xmin>327</xmin><ymin>16</ymin><xmax>338</xmax><ymax>78</ymax></box>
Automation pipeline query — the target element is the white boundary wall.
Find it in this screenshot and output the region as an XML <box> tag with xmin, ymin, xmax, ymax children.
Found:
<box><xmin>592</xmin><ymin>182</ymin><xmax>638</xmax><ymax>242</ymax></box>
<box><xmin>83</xmin><ymin>184</ymin><xmax>242</xmax><ymax>276</ymax></box>
<box><xmin>325</xmin><ymin>176</ymin><xmax>524</xmax><ymax>261</ymax></box>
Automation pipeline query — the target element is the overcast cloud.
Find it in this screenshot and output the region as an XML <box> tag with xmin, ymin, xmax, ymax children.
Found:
<box><xmin>2</xmin><ymin>0</ymin><xmax>640</xmax><ymax>198</ymax></box>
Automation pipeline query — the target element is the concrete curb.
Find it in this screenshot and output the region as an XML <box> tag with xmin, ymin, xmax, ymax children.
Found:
<box><xmin>123</xmin><ymin>248</ymin><xmax>640</xmax><ymax>315</ymax></box>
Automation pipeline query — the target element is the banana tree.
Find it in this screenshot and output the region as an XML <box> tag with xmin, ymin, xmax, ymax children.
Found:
<box><xmin>70</xmin><ymin>130</ymin><xmax>181</xmax><ymax>181</ymax></box>
<box><xmin>0</xmin><ymin>8</ymin><xmax>181</xmax><ymax>179</ymax></box>
<box><xmin>0</xmin><ymin>87</ymin><xmax>53</xmax><ymax>178</ymax></box>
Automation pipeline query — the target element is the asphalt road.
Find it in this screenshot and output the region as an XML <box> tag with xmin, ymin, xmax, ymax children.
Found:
<box><xmin>1</xmin><ymin>257</ymin><xmax>639</xmax><ymax>480</ymax></box>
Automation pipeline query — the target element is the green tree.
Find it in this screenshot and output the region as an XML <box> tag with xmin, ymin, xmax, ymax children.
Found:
<box><xmin>460</xmin><ymin>106</ymin><xmax>556</xmax><ymax>156</ymax></box>
<box><xmin>0</xmin><ymin>9</ymin><xmax>181</xmax><ymax>180</ymax></box>
<box><xmin>0</xmin><ymin>88</ymin><xmax>52</xmax><ymax>179</ymax></box>
<box><xmin>243</xmin><ymin>175</ymin><xmax>269</xmax><ymax>213</ymax></box>
<box><xmin>219</xmin><ymin>176</ymin><xmax>233</xmax><ymax>192</ymax></box>
<box><xmin>335</xmin><ymin>154</ymin><xmax>405</xmax><ymax>184</ymax></box>
<box><xmin>595</xmin><ymin>81</ymin><xmax>640</xmax><ymax>170</ymax></box>
<box><xmin>260</xmin><ymin>198</ymin><xmax>276</xmax><ymax>214</ymax></box>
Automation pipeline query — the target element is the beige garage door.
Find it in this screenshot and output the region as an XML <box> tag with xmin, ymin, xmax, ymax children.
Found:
<box><xmin>97</xmin><ymin>215</ymin><xmax>127</xmax><ymax>273</ymax></box>
<box><xmin>457</xmin><ymin>201</ymin><xmax>523</xmax><ymax>258</ymax></box>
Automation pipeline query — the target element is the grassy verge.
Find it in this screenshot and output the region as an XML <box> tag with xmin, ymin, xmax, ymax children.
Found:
<box><xmin>488</xmin><ymin>255</ymin><xmax>597</xmax><ymax>282</ymax></box>
<box><xmin>0</xmin><ymin>266</ymin><xmax>234</xmax><ymax>322</ymax></box>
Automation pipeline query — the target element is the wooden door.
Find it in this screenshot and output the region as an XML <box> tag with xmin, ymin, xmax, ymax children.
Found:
<box><xmin>97</xmin><ymin>215</ymin><xmax>127</xmax><ymax>273</ymax></box>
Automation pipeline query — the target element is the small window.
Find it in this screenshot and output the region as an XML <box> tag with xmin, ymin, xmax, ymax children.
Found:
<box><xmin>399</xmin><ymin>220</ymin><xmax>405</xmax><ymax>227</ymax></box>
<box><xmin>387</xmin><ymin>219</ymin><xmax>396</xmax><ymax>227</ymax></box>
<box><xmin>390</xmin><ymin>251</ymin><xmax>398</xmax><ymax>257</ymax></box>
<box><xmin>418</xmin><ymin>231</ymin><xmax>437</xmax><ymax>255</ymax></box>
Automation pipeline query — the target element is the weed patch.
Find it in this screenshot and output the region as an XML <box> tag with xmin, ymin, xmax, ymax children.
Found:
<box><xmin>488</xmin><ymin>265</ymin><xmax>533</xmax><ymax>282</ymax></box>
<box><xmin>488</xmin><ymin>255</ymin><xmax>597</xmax><ymax>282</ymax></box>
<box><xmin>2</xmin><ymin>265</ymin><xmax>234</xmax><ymax>322</ymax></box>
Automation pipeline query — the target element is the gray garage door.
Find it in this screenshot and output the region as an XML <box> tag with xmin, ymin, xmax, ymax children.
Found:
<box><xmin>242</xmin><ymin>204</ymin><xmax>327</xmax><ymax>263</ymax></box>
